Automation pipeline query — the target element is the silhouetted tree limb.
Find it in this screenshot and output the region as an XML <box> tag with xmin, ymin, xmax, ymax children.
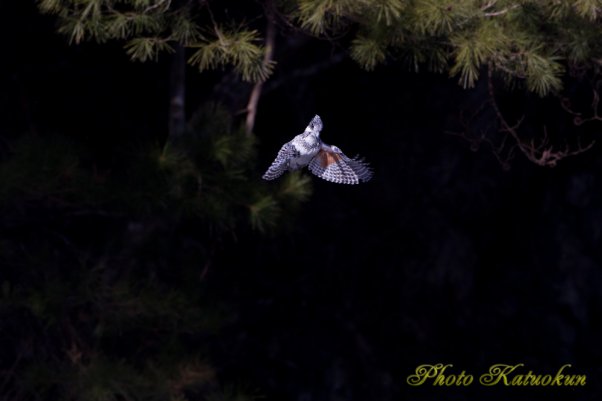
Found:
<box><xmin>487</xmin><ymin>67</ymin><xmax>595</xmax><ymax>167</ymax></box>
<box><xmin>246</xmin><ymin>8</ymin><xmax>276</xmax><ymax>136</ymax></box>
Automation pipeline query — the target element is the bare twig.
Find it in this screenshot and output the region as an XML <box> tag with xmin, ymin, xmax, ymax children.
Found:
<box><xmin>482</xmin><ymin>1</ymin><xmax>520</xmax><ymax>17</ymax></box>
<box><xmin>481</xmin><ymin>0</ymin><xmax>498</xmax><ymax>10</ymax></box>
<box><xmin>561</xmin><ymin>83</ymin><xmax>602</xmax><ymax>125</ymax></box>
<box><xmin>144</xmin><ymin>0</ymin><xmax>171</xmax><ymax>13</ymax></box>
<box><xmin>450</xmin><ymin>67</ymin><xmax>596</xmax><ymax>168</ymax></box>
<box><xmin>445</xmin><ymin>103</ymin><xmax>518</xmax><ymax>169</ymax></box>
<box><xmin>488</xmin><ymin>67</ymin><xmax>595</xmax><ymax>167</ymax></box>
<box><xmin>484</xmin><ymin>6</ymin><xmax>519</xmax><ymax>17</ymax></box>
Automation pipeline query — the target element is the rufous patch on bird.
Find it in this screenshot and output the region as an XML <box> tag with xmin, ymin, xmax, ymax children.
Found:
<box><xmin>319</xmin><ymin>151</ymin><xmax>342</xmax><ymax>167</ymax></box>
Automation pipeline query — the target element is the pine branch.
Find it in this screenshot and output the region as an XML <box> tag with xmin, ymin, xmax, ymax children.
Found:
<box><xmin>249</xmin><ymin>195</ymin><xmax>281</xmax><ymax>232</ymax></box>
<box><xmin>350</xmin><ymin>35</ymin><xmax>386</xmax><ymax>71</ymax></box>
<box><xmin>188</xmin><ymin>27</ymin><xmax>272</xmax><ymax>82</ymax></box>
<box><xmin>125</xmin><ymin>37</ymin><xmax>174</xmax><ymax>61</ymax></box>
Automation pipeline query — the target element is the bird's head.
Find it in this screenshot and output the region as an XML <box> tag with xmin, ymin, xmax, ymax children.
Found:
<box><xmin>306</xmin><ymin>114</ymin><xmax>323</xmax><ymax>137</ymax></box>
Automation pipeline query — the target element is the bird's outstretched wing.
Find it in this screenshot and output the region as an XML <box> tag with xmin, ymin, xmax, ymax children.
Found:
<box><xmin>308</xmin><ymin>145</ymin><xmax>372</xmax><ymax>184</ymax></box>
<box><xmin>262</xmin><ymin>142</ymin><xmax>298</xmax><ymax>180</ymax></box>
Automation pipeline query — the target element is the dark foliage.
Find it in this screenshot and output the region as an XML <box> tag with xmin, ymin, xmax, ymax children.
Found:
<box><xmin>2</xmin><ymin>1</ymin><xmax>602</xmax><ymax>401</ymax></box>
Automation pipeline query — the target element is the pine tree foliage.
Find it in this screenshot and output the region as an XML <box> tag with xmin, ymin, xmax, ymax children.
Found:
<box><xmin>37</xmin><ymin>0</ymin><xmax>272</xmax><ymax>82</ymax></box>
<box><xmin>39</xmin><ymin>0</ymin><xmax>602</xmax><ymax>94</ymax></box>
<box><xmin>291</xmin><ymin>0</ymin><xmax>602</xmax><ymax>96</ymax></box>
<box><xmin>350</xmin><ymin>35</ymin><xmax>387</xmax><ymax>71</ymax></box>
<box><xmin>183</xmin><ymin>103</ymin><xmax>311</xmax><ymax>232</ymax></box>
<box><xmin>296</xmin><ymin>0</ymin><xmax>360</xmax><ymax>34</ymax></box>
<box><xmin>38</xmin><ymin>0</ymin><xmax>602</xmax><ymax>95</ymax></box>
<box><xmin>188</xmin><ymin>27</ymin><xmax>274</xmax><ymax>82</ymax></box>
<box><xmin>0</xmin><ymin>104</ymin><xmax>310</xmax><ymax>400</ymax></box>
<box><xmin>4</xmin><ymin>234</ymin><xmax>234</xmax><ymax>401</ymax></box>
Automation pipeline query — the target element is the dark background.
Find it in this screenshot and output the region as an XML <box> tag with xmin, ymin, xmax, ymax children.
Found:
<box><xmin>2</xmin><ymin>1</ymin><xmax>602</xmax><ymax>400</ymax></box>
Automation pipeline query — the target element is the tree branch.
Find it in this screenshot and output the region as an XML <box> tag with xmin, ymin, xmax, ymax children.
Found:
<box><xmin>144</xmin><ymin>0</ymin><xmax>171</xmax><ymax>13</ymax></box>
<box><xmin>245</xmin><ymin>9</ymin><xmax>276</xmax><ymax>136</ymax></box>
<box><xmin>482</xmin><ymin>2</ymin><xmax>520</xmax><ymax>17</ymax></box>
<box><xmin>561</xmin><ymin>83</ymin><xmax>602</xmax><ymax>125</ymax></box>
<box><xmin>487</xmin><ymin>67</ymin><xmax>595</xmax><ymax>167</ymax></box>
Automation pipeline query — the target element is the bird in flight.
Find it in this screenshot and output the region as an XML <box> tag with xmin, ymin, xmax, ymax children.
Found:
<box><xmin>262</xmin><ymin>115</ymin><xmax>373</xmax><ymax>184</ymax></box>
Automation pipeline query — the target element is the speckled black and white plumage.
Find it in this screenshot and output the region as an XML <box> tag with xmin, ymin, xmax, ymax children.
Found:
<box><xmin>262</xmin><ymin>115</ymin><xmax>372</xmax><ymax>184</ymax></box>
